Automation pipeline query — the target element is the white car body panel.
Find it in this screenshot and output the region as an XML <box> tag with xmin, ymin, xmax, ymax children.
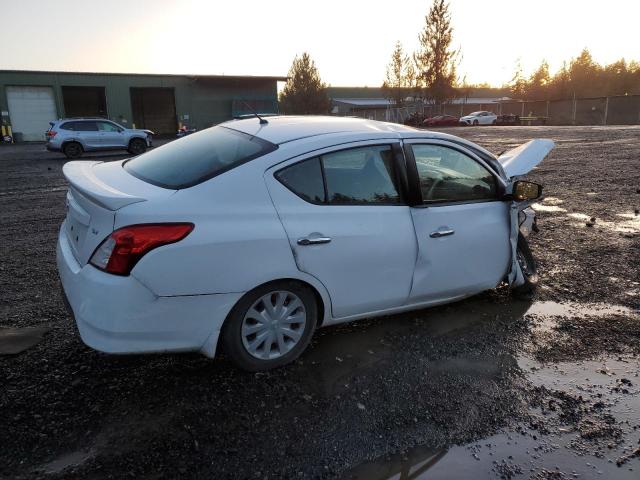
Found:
<box><xmin>409</xmin><ymin>202</ymin><xmax>511</xmax><ymax>301</ymax></box>
<box><xmin>56</xmin><ymin>116</ymin><xmax>554</xmax><ymax>360</ymax></box>
<box><xmin>498</xmin><ymin>139</ymin><xmax>555</xmax><ymax>177</ymax></box>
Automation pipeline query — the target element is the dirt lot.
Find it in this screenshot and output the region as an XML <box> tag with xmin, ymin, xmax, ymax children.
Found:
<box><xmin>1</xmin><ymin>126</ymin><xmax>639</xmax><ymax>479</ymax></box>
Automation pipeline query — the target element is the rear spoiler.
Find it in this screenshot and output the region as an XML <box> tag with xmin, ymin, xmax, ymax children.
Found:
<box><xmin>62</xmin><ymin>161</ymin><xmax>146</xmax><ymax>211</ymax></box>
<box><xmin>498</xmin><ymin>139</ymin><xmax>555</xmax><ymax>177</ymax></box>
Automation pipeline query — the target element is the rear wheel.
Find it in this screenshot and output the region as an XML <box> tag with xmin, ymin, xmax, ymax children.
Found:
<box><xmin>128</xmin><ymin>138</ymin><xmax>147</xmax><ymax>155</ymax></box>
<box><xmin>221</xmin><ymin>281</ymin><xmax>318</xmax><ymax>371</ymax></box>
<box><xmin>63</xmin><ymin>142</ymin><xmax>83</xmax><ymax>159</ymax></box>
<box><xmin>513</xmin><ymin>233</ymin><xmax>538</xmax><ymax>297</ymax></box>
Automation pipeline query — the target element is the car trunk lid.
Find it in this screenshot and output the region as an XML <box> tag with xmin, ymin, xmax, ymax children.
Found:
<box><xmin>497</xmin><ymin>139</ymin><xmax>555</xmax><ymax>177</ymax></box>
<box><xmin>62</xmin><ymin>160</ymin><xmax>175</xmax><ymax>265</ymax></box>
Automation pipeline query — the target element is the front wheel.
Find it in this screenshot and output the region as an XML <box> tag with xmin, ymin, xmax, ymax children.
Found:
<box><xmin>473</xmin><ymin>119</ymin><xmax>479</xmax><ymax>126</ymax></box>
<box><xmin>512</xmin><ymin>233</ymin><xmax>538</xmax><ymax>297</ymax></box>
<box><xmin>221</xmin><ymin>281</ymin><xmax>318</xmax><ymax>371</ymax></box>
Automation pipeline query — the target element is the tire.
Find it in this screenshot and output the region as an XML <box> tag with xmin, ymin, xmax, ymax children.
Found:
<box><xmin>473</xmin><ymin>120</ymin><xmax>479</xmax><ymax>126</ymax></box>
<box><xmin>63</xmin><ymin>142</ymin><xmax>83</xmax><ymax>159</ymax></box>
<box><xmin>492</xmin><ymin>120</ymin><xmax>497</xmax><ymax>125</ymax></box>
<box><xmin>512</xmin><ymin>233</ymin><xmax>539</xmax><ymax>297</ymax></box>
<box><xmin>128</xmin><ymin>138</ymin><xmax>147</xmax><ymax>155</ymax></box>
<box><xmin>221</xmin><ymin>280</ymin><xmax>318</xmax><ymax>371</ymax></box>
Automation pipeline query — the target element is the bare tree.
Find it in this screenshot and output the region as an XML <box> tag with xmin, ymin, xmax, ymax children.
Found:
<box><xmin>414</xmin><ymin>0</ymin><xmax>459</xmax><ymax>111</ymax></box>
<box><xmin>381</xmin><ymin>41</ymin><xmax>413</xmax><ymax>108</ymax></box>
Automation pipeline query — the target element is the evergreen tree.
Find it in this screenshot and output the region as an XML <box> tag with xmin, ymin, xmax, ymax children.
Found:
<box><xmin>414</xmin><ymin>0</ymin><xmax>459</xmax><ymax>110</ymax></box>
<box><xmin>279</xmin><ymin>53</ymin><xmax>330</xmax><ymax>115</ymax></box>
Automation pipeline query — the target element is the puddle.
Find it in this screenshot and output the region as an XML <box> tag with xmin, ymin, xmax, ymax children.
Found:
<box><xmin>0</xmin><ymin>326</ymin><xmax>50</xmax><ymax>355</ymax></box>
<box><xmin>339</xmin><ymin>299</ymin><xmax>640</xmax><ymax>479</ymax></box>
<box><xmin>526</xmin><ymin>301</ymin><xmax>636</xmax><ymax>319</ymax></box>
<box><xmin>344</xmin><ymin>355</ymin><xmax>640</xmax><ymax>480</ymax></box>
<box><xmin>307</xmin><ymin>298</ymin><xmax>532</xmax><ymax>394</ymax></box>
<box><xmin>532</xmin><ymin>203</ymin><xmax>567</xmax><ymax>213</ymax></box>
<box><xmin>39</xmin><ymin>449</ymin><xmax>95</xmax><ymax>474</ymax></box>
<box><xmin>567</xmin><ymin>212</ymin><xmax>640</xmax><ymax>233</ymax></box>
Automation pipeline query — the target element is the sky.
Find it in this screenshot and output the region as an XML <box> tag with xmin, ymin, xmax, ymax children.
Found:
<box><xmin>2</xmin><ymin>0</ymin><xmax>639</xmax><ymax>87</ymax></box>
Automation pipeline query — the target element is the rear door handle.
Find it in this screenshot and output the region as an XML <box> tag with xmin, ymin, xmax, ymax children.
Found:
<box><xmin>297</xmin><ymin>236</ymin><xmax>332</xmax><ymax>246</ymax></box>
<box><xmin>430</xmin><ymin>229</ymin><xmax>455</xmax><ymax>238</ymax></box>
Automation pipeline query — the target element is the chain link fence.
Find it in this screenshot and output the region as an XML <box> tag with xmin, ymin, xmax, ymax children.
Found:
<box><xmin>342</xmin><ymin>95</ymin><xmax>640</xmax><ymax>126</ymax></box>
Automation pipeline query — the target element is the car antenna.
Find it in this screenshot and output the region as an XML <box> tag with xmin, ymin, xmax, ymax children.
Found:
<box><xmin>242</xmin><ymin>100</ymin><xmax>268</xmax><ymax>125</ymax></box>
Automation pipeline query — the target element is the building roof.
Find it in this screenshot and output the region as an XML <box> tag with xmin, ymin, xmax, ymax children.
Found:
<box><xmin>332</xmin><ymin>98</ymin><xmax>393</xmax><ymax>107</ymax></box>
<box><xmin>0</xmin><ymin>69</ymin><xmax>287</xmax><ymax>81</ymax></box>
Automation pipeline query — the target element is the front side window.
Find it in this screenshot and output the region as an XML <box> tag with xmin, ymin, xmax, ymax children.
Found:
<box><xmin>411</xmin><ymin>144</ymin><xmax>497</xmax><ymax>203</ymax></box>
<box><xmin>276</xmin><ymin>145</ymin><xmax>402</xmax><ymax>206</ymax></box>
<box><xmin>124</xmin><ymin>126</ymin><xmax>277</xmax><ymax>189</ymax></box>
<box><xmin>97</xmin><ymin>121</ymin><xmax>121</xmax><ymax>132</ymax></box>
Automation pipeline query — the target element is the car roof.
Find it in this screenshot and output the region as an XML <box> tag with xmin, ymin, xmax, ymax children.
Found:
<box><xmin>223</xmin><ymin>115</ymin><xmax>419</xmax><ymax>145</ymax></box>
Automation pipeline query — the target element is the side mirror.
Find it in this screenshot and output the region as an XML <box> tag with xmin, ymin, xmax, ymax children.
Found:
<box><xmin>513</xmin><ymin>180</ymin><xmax>543</xmax><ymax>201</ymax></box>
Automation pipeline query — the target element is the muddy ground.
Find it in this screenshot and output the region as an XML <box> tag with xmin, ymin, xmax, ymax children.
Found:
<box><xmin>1</xmin><ymin>126</ymin><xmax>639</xmax><ymax>479</ymax></box>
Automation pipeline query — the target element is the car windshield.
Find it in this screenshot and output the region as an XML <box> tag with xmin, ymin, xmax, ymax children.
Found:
<box><xmin>469</xmin><ymin>111</ymin><xmax>483</xmax><ymax>116</ymax></box>
<box><xmin>123</xmin><ymin>126</ymin><xmax>277</xmax><ymax>189</ymax></box>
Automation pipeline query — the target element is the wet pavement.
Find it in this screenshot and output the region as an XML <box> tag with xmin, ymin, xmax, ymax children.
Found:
<box><xmin>1</xmin><ymin>126</ymin><xmax>640</xmax><ymax>479</ymax></box>
<box><xmin>336</xmin><ymin>299</ymin><xmax>640</xmax><ymax>480</ymax></box>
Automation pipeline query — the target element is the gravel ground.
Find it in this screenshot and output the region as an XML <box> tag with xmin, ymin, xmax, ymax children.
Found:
<box><xmin>1</xmin><ymin>126</ymin><xmax>639</xmax><ymax>479</ymax></box>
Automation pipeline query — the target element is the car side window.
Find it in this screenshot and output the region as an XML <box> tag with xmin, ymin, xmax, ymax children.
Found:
<box><xmin>322</xmin><ymin>146</ymin><xmax>401</xmax><ymax>204</ymax></box>
<box><xmin>97</xmin><ymin>122</ymin><xmax>120</xmax><ymax>132</ymax></box>
<box><xmin>76</xmin><ymin>121</ymin><xmax>98</xmax><ymax>132</ymax></box>
<box><xmin>276</xmin><ymin>145</ymin><xmax>402</xmax><ymax>205</ymax></box>
<box><xmin>411</xmin><ymin>144</ymin><xmax>497</xmax><ymax>203</ymax></box>
<box><xmin>276</xmin><ymin>158</ymin><xmax>326</xmax><ymax>203</ymax></box>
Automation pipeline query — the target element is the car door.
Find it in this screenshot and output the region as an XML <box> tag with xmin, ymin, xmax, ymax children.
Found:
<box><xmin>97</xmin><ymin>121</ymin><xmax>126</xmax><ymax>148</ymax></box>
<box><xmin>265</xmin><ymin>141</ymin><xmax>418</xmax><ymax>319</ymax></box>
<box><xmin>74</xmin><ymin>121</ymin><xmax>101</xmax><ymax>149</ymax></box>
<box><xmin>404</xmin><ymin>140</ymin><xmax>511</xmax><ymax>303</ymax></box>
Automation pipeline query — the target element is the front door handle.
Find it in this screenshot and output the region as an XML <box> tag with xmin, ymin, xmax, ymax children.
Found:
<box><xmin>430</xmin><ymin>229</ymin><xmax>455</xmax><ymax>238</ymax></box>
<box><xmin>297</xmin><ymin>236</ymin><xmax>332</xmax><ymax>246</ymax></box>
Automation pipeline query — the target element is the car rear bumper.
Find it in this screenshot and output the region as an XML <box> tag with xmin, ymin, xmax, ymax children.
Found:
<box><xmin>56</xmin><ymin>227</ymin><xmax>242</xmax><ymax>358</ymax></box>
<box><xmin>46</xmin><ymin>143</ymin><xmax>61</xmax><ymax>152</ymax></box>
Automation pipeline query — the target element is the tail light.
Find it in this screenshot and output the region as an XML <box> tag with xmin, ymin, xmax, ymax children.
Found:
<box><xmin>47</xmin><ymin>130</ymin><xmax>57</xmax><ymax>138</ymax></box>
<box><xmin>90</xmin><ymin>223</ymin><xmax>194</xmax><ymax>275</ymax></box>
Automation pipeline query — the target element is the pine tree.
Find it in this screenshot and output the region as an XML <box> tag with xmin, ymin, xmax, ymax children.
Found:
<box><xmin>279</xmin><ymin>53</ymin><xmax>330</xmax><ymax>115</ymax></box>
<box><xmin>414</xmin><ymin>0</ymin><xmax>459</xmax><ymax>110</ymax></box>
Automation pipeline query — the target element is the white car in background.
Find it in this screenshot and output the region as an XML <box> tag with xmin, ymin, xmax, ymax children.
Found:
<box><xmin>57</xmin><ymin>116</ymin><xmax>553</xmax><ymax>371</ymax></box>
<box><xmin>459</xmin><ymin>111</ymin><xmax>498</xmax><ymax>126</ymax></box>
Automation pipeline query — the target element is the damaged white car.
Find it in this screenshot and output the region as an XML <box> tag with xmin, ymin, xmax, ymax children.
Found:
<box><xmin>57</xmin><ymin>116</ymin><xmax>553</xmax><ymax>371</ymax></box>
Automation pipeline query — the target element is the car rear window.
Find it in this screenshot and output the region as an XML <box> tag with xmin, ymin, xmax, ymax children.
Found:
<box><xmin>123</xmin><ymin>126</ymin><xmax>277</xmax><ymax>189</ymax></box>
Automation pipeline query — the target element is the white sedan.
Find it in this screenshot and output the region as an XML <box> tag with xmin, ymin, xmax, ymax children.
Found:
<box><xmin>459</xmin><ymin>111</ymin><xmax>498</xmax><ymax>126</ymax></box>
<box><xmin>57</xmin><ymin>116</ymin><xmax>553</xmax><ymax>371</ymax></box>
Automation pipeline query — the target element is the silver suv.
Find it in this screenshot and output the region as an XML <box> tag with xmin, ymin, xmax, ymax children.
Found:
<box><xmin>46</xmin><ymin>118</ymin><xmax>154</xmax><ymax>158</ymax></box>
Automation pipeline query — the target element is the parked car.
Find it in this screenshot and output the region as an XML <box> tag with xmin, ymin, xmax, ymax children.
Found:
<box><xmin>496</xmin><ymin>114</ymin><xmax>521</xmax><ymax>126</ymax></box>
<box><xmin>46</xmin><ymin>118</ymin><xmax>154</xmax><ymax>159</ymax></box>
<box><xmin>57</xmin><ymin>116</ymin><xmax>553</xmax><ymax>371</ymax></box>
<box><xmin>459</xmin><ymin>111</ymin><xmax>498</xmax><ymax>126</ymax></box>
<box><xmin>423</xmin><ymin>115</ymin><xmax>460</xmax><ymax>127</ymax></box>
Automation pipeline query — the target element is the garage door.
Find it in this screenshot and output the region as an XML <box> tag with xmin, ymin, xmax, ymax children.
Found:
<box><xmin>6</xmin><ymin>86</ymin><xmax>58</xmax><ymax>141</ymax></box>
<box><xmin>130</xmin><ymin>88</ymin><xmax>177</xmax><ymax>135</ymax></box>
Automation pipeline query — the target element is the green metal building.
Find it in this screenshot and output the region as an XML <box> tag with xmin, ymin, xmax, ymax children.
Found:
<box><xmin>0</xmin><ymin>70</ymin><xmax>285</xmax><ymax>141</ymax></box>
